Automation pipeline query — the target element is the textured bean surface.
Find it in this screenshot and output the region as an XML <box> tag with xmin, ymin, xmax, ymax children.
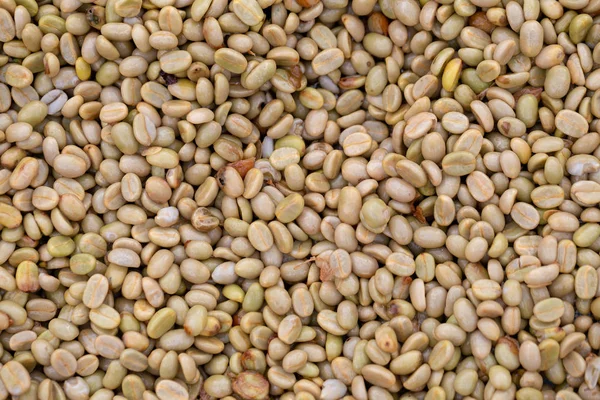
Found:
<box><xmin>2</xmin><ymin>0</ymin><xmax>600</xmax><ymax>399</ymax></box>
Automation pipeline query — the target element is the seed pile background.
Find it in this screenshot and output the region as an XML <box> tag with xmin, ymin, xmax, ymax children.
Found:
<box><xmin>1</xmin><ymin>0</ymin><xmax>600</xmax><ymax>398</ymax></box>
